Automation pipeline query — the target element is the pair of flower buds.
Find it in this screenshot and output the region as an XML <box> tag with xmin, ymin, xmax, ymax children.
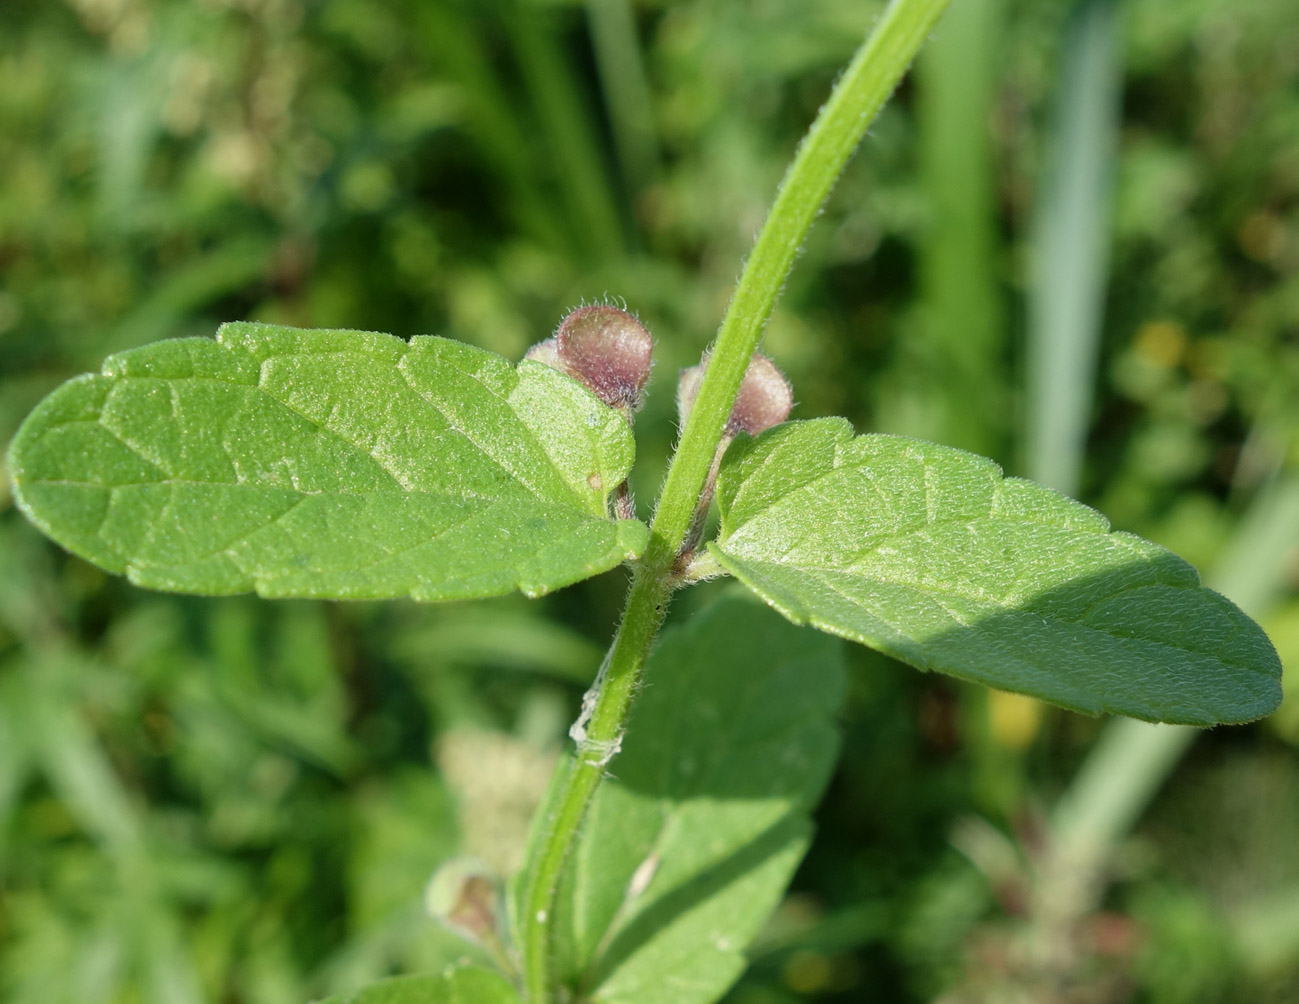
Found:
<box><xmin>526</xmin><ymin>305</ymin><xmax>793</xmax><ymax>437</ymax></box>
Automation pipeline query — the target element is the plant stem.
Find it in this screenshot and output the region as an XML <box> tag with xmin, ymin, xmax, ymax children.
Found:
<box><xmin>645</xmin><ymin>0</ymin><xmax>952</xmax><ymax>570</ymax></box>
<box><xmin>520</xmin><ymin>565</ymin><xmax>670</xmax><ymax>1001</ymax></box>
<box><xmin>519</xmin><ymin>1</ymin><xmax>951</xmax><ymax>998</ymax></box>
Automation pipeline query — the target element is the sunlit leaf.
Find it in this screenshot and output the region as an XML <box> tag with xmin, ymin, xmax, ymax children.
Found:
<box><xmin>710</xmin><ymin>419</ymin><xmax>1281</xmax><ymax>725</ymax></box>
<box><xmin>8</xmin><ymin>323</ymin><xmax>647</xmax><ymax>601</ymax></box>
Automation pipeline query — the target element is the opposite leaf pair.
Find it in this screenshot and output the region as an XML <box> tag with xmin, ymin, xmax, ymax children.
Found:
<box><xmin>7</xmin><ymin>321</ymin><xmax>1280</xmax><ymax>725</ymax></box>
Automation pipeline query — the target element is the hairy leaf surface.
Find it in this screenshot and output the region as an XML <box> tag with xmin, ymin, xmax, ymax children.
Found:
<box><xmin>312</xmin><ymin>968</ymin><xmax>519</xmax><ymax>1004</ymax></box>
<box><xmin>710</xmin><ymin>420</ymin><xmax>1281</xmax><ymax>725</ymax></box>
<box><xmin>8</xmin><ymin>323</ymin><xmax>647</xmax><ymax>600</ymax></box>
<box><xmin>543</xmin><ymin>595</ymin><xmax>845</xmax><ymax>1004</ymax></box>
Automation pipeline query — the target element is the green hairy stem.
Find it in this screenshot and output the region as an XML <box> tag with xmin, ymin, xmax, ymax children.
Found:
<box><xmin>518</xmin><ymin>0</ymin><xmax>953</xmax><ymax>998</ymax></box>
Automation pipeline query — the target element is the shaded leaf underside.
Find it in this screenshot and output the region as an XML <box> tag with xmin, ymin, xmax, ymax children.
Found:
<box><xmin>312</xmin><ymin>968</ymin><xmax>519</xmax><ymax>1004</ymax></box>
<box><xmin>9</xmin><ymin>323</ymin><xmax>647</xmax><ymax>601</ymax></box>
<box><xmin>710</xmin><ymin>419</ymin><xmax>1281</xmax><ymax>725</ymax></box>
<box><xmin>544</xmin><ymin>596</ymin><xmax>845</xmax><ymax>1004</ymax></box>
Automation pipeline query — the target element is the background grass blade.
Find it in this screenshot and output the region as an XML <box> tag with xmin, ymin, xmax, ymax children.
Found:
<box><xmin>1025</xmin><ymin>0</ymin><xmax>1123</xmax><ymax>494</ymax></box>
<box><xmin>903</xmin><ymin>0</ymin><xmax>1007</xmax><ymax>458</ymax></box>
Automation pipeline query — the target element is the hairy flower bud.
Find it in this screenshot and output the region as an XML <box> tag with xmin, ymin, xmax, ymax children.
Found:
<box><xmin>425</xmin><ymin>857</ymin><xmax>501</xmax><ymax>948</ymax></box>
<box><xmin>729</xmin><ymin>352</ymin><xmax>793</xmax><ymax>436</ymax></box>
<box><xmin>524</xmin><ymin>305</ymin><xmax>654</xmax><ymax>412</ymax></box>
<box><xmin>523</xmin><ymin>337</ymin><xmax>561</xmax><ymax>369</ymax></box>
<box><xmin>677</xmin><ymin>351</ymin><xmax>793</xmax><ymax>437</ymax></box>
<box><xmin>555</xmin><ymin>305</ymin><xmax>654</xmax><ymax>410</ymax></box>
<box><xmin>676</xmin><ymin>362</ymin><xmax>704</xmax><ymax>425</ymax></box>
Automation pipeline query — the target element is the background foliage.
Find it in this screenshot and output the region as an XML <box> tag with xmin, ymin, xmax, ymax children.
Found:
<box><xmin>2</xmin><ymin>0</ymin><xmax>1298</xmax><ymax>1001</ymax></box>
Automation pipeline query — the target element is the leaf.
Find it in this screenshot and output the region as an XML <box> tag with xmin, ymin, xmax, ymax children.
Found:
<box><xmin>312</xmin><ymin>967</ymin><xmax>519</xmax><ymax>1004</ymax></box>
<box><xmin>8</xmin><ymin>323</ymin><xmax>647</xmax><ymax>601</ymax></box>
<box><xmin>545</xmin><ymin>594</ymin><xmax>845</xmax><ymax>1004</ymax></box>
<box><xmin>709</xmin><ymin>419</ymin><xmax>1282</xmax><ymax>726</ymax></box>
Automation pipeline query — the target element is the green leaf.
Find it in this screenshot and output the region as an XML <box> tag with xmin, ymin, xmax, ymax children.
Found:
<box><xmin>312</xmin><ymin>967</ymin><xmax>519</xmax><ymax>1004</ymax></box>
<box><xmin>546</xmin><ymin>594</ymin><xmax>845</xmax><ymax>1004</ymax></box>
<box><xmin>709</xmin><ymin>419</ymin><xmax>1282</xmax><ymax>726</ymax></box>
<box><xmin>8</xmin><ymin>323</ymin><xmax>647</xmax><ymax>601</ymax></box>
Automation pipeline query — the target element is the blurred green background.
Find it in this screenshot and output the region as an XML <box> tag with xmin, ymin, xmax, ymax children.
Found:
<box><xmin>2</xmin><ymin>0</ymin><xmax>1298</xmax><ymax>1001</ymax></box>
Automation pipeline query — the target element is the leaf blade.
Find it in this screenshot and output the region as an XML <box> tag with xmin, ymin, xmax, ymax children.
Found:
<box><xmin>311</xmin><ymin>967</ymin><xmax>520</xmax><ymax>1004</ymax></box>
<box><xmin>9</xmin><ymin>323</ymin><xmax>647</xmax><ymax>601</ymax></box>
<box><xmin>711</xmin><ymin>420</ymin><xmax>1281</xmax><ymax>726</ymax></box>
<box><xmin>549</xmin><ymin>594</ymin><xmax>845</xmax><ymax>1004</ymax></box>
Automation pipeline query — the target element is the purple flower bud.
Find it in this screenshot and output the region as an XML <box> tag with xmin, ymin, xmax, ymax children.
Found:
<box><xmin>729</xmin><ymin>352</ymin><xmax>793</xmax><ymax>436</ymax></box>
<box><xmin>524</xmin><ymin>337</ymin><xmax>561</xmax><ymax>368</ymax></box>
<box><xmin>554</xmin><ymin>305</ymin><xmax>653</xmax><ymax>410</ymax></box>
<box><xmin>425</xmin><ymin>858</ymin><xmax>500</xmax><ymax>948</ymax></box>
<box><xmin>676</xmin><ymin>363</ymin><xmax>703</xmax><ymax>425</ymax></box>
<box><xmin>676</xmin><ymin>351</ymin><xmax>793</xmax><ymax>436</ymax></box>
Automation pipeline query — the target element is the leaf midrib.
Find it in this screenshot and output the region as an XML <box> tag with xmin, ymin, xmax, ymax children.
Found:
<box><xmin>721</xmin><ymin>509</ymin><xmax>1154</xmax><ymax>602</ymax></box>
<box><xmin>29</xmin><ymin>475</ymin><xmax>519</xmax><ymax>504</ymax></box>
<box><xmin>720</xmin><ymin>553</ymin><xmax>1264</xmax><ymax>678</ymax></box>
<box><xmin>724</xmin><ymin>462</ymin><xmax>1096</xmax><ymax>544</ymax></box>
<box><xmin>99</xmin><ymin>357</ymin><xmax>604</xmax><ymax>512</ymax></box>
<box><xmin>395</xmin><ymin>352</ymin><xmax>592</xmax><ymax>510</ymax></box>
